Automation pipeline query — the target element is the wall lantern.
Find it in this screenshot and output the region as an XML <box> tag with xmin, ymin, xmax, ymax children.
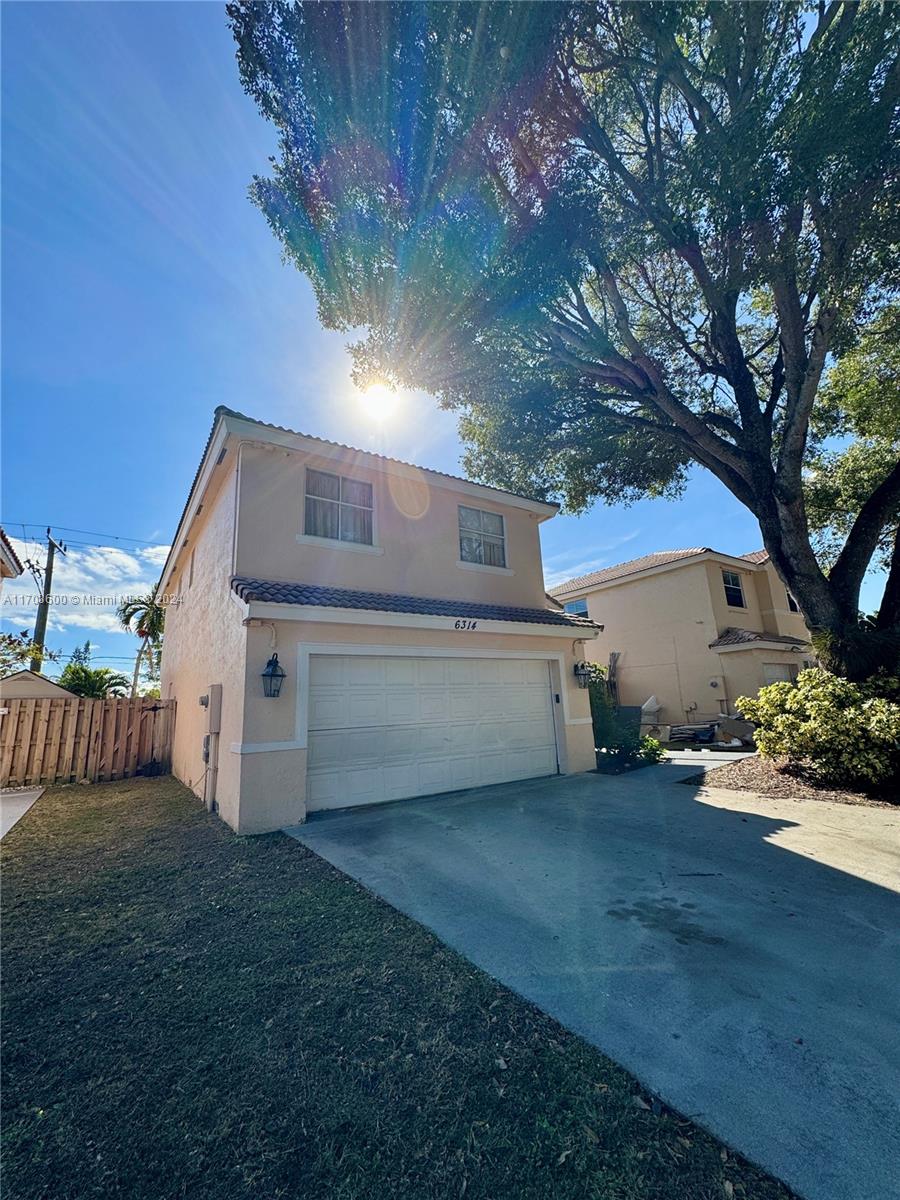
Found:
<box><xmin>573</xmin><ymin>661</ymin><xmax>592</xmax><ymax>689</ymax></box>
<box><xmin>261</xmin><ymin>653</ymin><xmax>286</xmax><ymax>698</ymax></box>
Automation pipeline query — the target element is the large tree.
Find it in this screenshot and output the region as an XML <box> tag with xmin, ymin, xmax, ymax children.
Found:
<box><xmin>230</xmin><ymin>1</ymin><xmax>900</xmax><ymax>676</ymax></box>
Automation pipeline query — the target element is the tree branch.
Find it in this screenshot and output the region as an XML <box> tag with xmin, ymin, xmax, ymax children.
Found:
<box><xmin>830</xmin><ymin>459</ymin><xmax>900</xmax><ymax>613</ymax></box>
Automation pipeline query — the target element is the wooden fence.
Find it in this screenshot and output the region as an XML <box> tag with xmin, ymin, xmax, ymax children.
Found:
<box><xmin>0</xmin><ymin>697</ymin><xmax>175</xmax><ymax>788</ymax></box>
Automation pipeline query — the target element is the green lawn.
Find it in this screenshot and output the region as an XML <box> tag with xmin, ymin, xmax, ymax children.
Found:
<box><xmin>1</xmin><ymin>777</ymin><xmax>792</xmax><ymax>1200</ymax></box>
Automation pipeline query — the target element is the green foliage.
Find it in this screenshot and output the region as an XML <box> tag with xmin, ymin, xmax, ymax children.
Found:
<box><xmin>806</xmin><ymin>306</ymin><xmax>900</xmax><ymax>570</ymax></box>
<box><xmin>638</xmin><ymin>736</ymin><xmax>666</xmax><ymax>766</ymax></box>
<box><xmin>587</xmin><ymin>673</ymin><xmax>662</xmax><ymax>769</ymax></box>
<box><xmin>117</xmin><ymin>594</ymin><xmax>165</xmax><ymax>643</ymax></box>
<box><xmin>231</xmin><ymin>1</ymin><xmax>900</xmax><ymax>657</ymax></box>
<box><xmin>57</xmin><ymin>664</ymin><xmax>130</xmax><ymax>699</ymax></box>
<box><xmin>118</xmin><ymin>592</ymin><xmax>166</xmax><ymax>698</ymax></box>
<box><xmin>0</xmin><ymin>631</ymin><xmax>58</xmax><ymax>676</ymax></box>
<box><xmin>69</xmin><ymin>640</ymin><xmax>92</xmax><ymax>667</ymax></box>
<box><xmin>737</xmin><ymin>669</ymin><xmax>900</xmax><ymax>788</ymax></box>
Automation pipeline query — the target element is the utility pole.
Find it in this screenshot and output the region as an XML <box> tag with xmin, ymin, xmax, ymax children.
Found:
<box><xmin>29</xmin><ymin>528</ymin><xmax>66</xmax><ymax>673</ymax></box>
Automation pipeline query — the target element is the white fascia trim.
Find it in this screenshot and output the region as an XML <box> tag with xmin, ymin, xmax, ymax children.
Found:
<box><xmin>157</xmin><ymin>419</ymin><xmax>230</xmax><ymax>595</ymax></box>
<box><xmin>551</xmin><ymin>549</ymin><xmax>768</xmax><ymax>600</ymax></box>
<box><xmin>245</xmin><ymin>599</ymin><xmax>598</xmax><ymax>639</ymax></box>
<box><xmin>293</xmin><ymin>641</ymin><xmax>585</xmax><ymax>750</ymax></box>
<box><xmin>714</xmin><ymin>640</ymin><xmax>808</xmax><ymax>655</ymax></box>
<box><xmin>222</xmin><ymin>413</ymin><xmax>558</xmax><ymax>520</ymax></box>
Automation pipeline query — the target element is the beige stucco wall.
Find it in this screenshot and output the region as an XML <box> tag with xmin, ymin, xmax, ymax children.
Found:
<box><xmin>0</xmin><ymin>673</ymin><xmax>74</xmax><ymax>699</ymax></box>
<box><xmin>720</xmin><ymin>649</ymin><xmax>811</xmax><ymax>712</ymax></box>
<box><xmin>579</xmin><ymin>562</ymin><xmax>728</xmax><ymax>723</ymax></box>
<box><xmin>755</xmin><ymin>562</ymin><xmax>810</xmax><ymax>639</ymax></box>
<box><xmin>161</xmin><ymin>434</ymin><xmax>596</xmax><ymax>836</ymax></box>
<box><xmin>576</xmin><ymin>556</ymin><xmax>811</xmax><ymax>724</ymax></box>
<box><xmin>228</xmin><ymin>617</ymin><xmax>596</xmax><ymax>834</ymax></box>
<box><xmin>160</xmin><ymin>466</ymin><xmax>249</xmax><ymax>831</ymax></box>
<box><xmin>234</xmin><ymin>443</ymin><xmax>549</xmax><ymax>609</ymax></box>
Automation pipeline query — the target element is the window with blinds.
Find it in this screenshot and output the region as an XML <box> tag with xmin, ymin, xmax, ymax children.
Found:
<box><xmin>304</xmin><ymin>469</ymin><xmax>373</xmax><ymax>546</ymax></box>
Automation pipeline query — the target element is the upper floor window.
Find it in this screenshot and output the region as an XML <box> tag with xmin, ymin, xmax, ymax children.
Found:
<box><xmin>722</xmin><ymin>569</ymin><xmax>745</xmax><ymax>608</ymax></box>
<box><xmin>786</xmin><ymin>590</ymin><xmax>800</xmax><ymax>613</ymax></box>
<box><xmin>564</xmin><ymin>599</ymin><xmax>588</xmax><ymax>617</ymax></box>
<box><xmin>458</xmin><ymin>505</ymin><xmax>506</xmax><ymax>567</ymax></box>
<box><xmin>305</xmin><ymin>468</ymin><xmax>373</xmax><ymax>546</ymax></box>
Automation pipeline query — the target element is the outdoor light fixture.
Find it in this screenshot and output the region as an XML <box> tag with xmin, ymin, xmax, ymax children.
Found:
<box><xmin>261</xmin><ymin>653</ymin><xmax>286</xmax><ymax>698</ymax></box>
<box><xmin>573</xmin><ymin>661</ymin><xmax>592</xmax><ymax>688</ymax></box>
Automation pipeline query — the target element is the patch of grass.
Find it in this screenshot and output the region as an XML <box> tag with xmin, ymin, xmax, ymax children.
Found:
<box><xmin>2</xmin><ymin>777</ymin><xmax>793</xmax><ymax>1199</ymax></box>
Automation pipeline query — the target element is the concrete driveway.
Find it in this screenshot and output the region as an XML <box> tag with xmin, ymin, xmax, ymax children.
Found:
<box><xmin>1</xmin><ymin>787</ymin><xmax>44</xmax><ymax>840</ymax></box>
<box><xmin>287</xmin><ymin>763</ymin><xmax>900</xmax><ymax>1200</ymax></box>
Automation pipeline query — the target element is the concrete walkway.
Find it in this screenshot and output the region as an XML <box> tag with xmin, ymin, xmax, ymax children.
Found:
<box><xmin>1</xmin><ymin>787</ymin><xmax>44</xmax><ymax>839</ymax></box>
<box><xmin>286</xmin><ymin>763</ymin><xmax>900</xmax><ymax>1200</ymax></box>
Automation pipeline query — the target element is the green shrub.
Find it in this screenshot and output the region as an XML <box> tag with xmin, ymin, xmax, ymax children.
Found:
<box><xmin>737</xmin><ymin>668</ymin><xmax>900</xmax><ymax>788</ymax></box>
<box><xmin>588</xmin><ymin>671</ymin><xmax>663</xmax><ymax>769</ymax></box>
<box><xmin>639</xmin><ymin>736</ymin><xmax>666</xmax><ymax>765</ymax></box>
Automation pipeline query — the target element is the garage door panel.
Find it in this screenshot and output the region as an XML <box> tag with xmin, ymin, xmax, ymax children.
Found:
<box><xmin>448</xmin><ymin>692</ymin><xmax>476</xmax><ymax>720</ymax></box>
<box><xmin>384</xmin><ymin>658</ymin><xmax>417</xmax><ymax>686</ymax></box>
<box><xmin>475</xmin><ymin>660</ymin><xmax>501</xmax><ymax>685</ymax></box>
<box><xmin>346</xmin><ymin>692</ymin><xmax>386</xmax><ymax>725</ymax></box>
<box><xmin>306</xmin><ymin>655</ymin><xmax>557</xmax><ymax>812</ymax></box>
<box><xmin>416</xmin><ymin>660</ymin><xmax>447</xmax><ymax>686</ymax></box>
<box><xmin>446</xmin><ymin>659</ymin><xmax>478</xmax><ymax>685</ymax></box>
<box><xmin>384</xmin><ymin>691</ymin><xmax>420</xmax><ymax>723</ymax></box>
<box><xmin>308</xmin><ymin>693</ymin><xmax>347</xmax><ymax>730</ymax></box>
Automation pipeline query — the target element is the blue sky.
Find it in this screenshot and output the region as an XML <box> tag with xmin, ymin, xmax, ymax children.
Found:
<box><xmin>1</xmin><ymin>2</ymin><xmax>880</xmax><ymax>678</ymax></box>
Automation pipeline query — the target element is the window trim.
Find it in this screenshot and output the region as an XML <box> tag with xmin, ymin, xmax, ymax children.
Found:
<box><xmin>457</xmin><ymin>504</ymin><xmax>508</xmax><ymax>570</ymax></box>
<box><xmin>721</xmin><ymin>569</ymin><xmax>746</xmax><ymax>608</ymax></box>
<box><xmin>762</xmin><ymin>662</ymin><xmax>798</xmax><ymax>686</ymax></box>
<box><xmin>563</xmin><ymin>598</ymin><xmax>588</xmax><ymax>617</ymax></box>
<box><xmin>301</xmin><ymin>465</ymin><xmax>382</xmax><ymax>553</ymax></box>
<box><xmin>786</xmin><ymin>589</ymin><xmax>800</xmax><ymax>613</ymax></box>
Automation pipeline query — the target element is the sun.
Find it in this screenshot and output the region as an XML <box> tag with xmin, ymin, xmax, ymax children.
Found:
<box><xmin>358</xmin><ymin>382</ymin><xmax>399</xmax><ymax>422</ymax></box>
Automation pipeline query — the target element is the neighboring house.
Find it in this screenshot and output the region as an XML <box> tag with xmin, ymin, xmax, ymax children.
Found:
<box><xmin>0</xmin><ymin>671</ymin><xmax>76</xmax><ymax>699</ymax></box>
<box><xmin>550</xmin><ymin>548</ymin><xmax>813</xmax><ymax>726</ymax></box>
<box><xmin>0</xmin><ymin>528</ymin><xmax>23</xmax><ymax>590</ymax></box>
<box><xmin>158</xmin><ymin>407</ymin><xmax>599</xmax><ymax>834</ymax></box>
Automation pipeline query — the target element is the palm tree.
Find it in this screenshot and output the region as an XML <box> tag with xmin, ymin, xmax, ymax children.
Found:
<box><xmin>57</xmin><ymin>664</ymin><xmax>130</xmax><ymax>698</ymax></box>
<box><xmin>117</xmin><ymin>592</ymin><xmax>165</xmax><ymax>698</ymax></box>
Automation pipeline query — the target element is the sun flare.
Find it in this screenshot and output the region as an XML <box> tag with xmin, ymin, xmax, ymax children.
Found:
<box><xmin>358</xmin><ymin>382</ymin><xmax>399</xmax><ymax>422</ymax></box>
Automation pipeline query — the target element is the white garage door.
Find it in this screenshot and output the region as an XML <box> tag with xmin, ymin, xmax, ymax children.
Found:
<box><xmin>306</xmin><ymin>655</ymin><xmax>558</xmax><ymax>811</ymax></box>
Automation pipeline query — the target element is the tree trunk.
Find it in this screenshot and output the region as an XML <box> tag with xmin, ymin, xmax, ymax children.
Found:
<box><xmin>130</xmin><ymin>637</ymin><xmax>148</xmax><ymax>699</ymax></box>
<box><xmin>875</xmin><ymin>526</ymin><xmax>900</xmax><ymax>633</ymax></box>
<box><xmin>753</xmin><ymin>509</ymin><xmax>899</xmax><ymax>681</ymax></box>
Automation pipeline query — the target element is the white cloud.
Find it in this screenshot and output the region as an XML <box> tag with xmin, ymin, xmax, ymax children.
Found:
<box><xmin>1</xmin><ymin>536</ymin><xmax>170</xmax><ymax>638</ymax></box>
<box><xmin>542</xmin><ymin>531</ymin><xmax>641</xmax><ymax>588</ymax></box>
<box><xmin>140</xmin><ymin>544</ymin><xmax>171</xmax><ymax>567</ymax></box>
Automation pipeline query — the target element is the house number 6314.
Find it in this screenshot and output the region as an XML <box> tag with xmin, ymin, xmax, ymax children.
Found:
<box><xmin>454</xmin><ymin>619</ymin><xmax>478</xmax><ymax>630</ymax></box>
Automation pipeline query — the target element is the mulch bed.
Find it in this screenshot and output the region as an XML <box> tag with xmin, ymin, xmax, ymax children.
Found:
<box><xmin>699</xmin><ymin>754</ymin><xmax>897</xmax><ymax>809</ymax></box>
<box><xmin>0</xmin><ymin>776</ymin><xmax>795</xmax><ymax>1200</ymax></box>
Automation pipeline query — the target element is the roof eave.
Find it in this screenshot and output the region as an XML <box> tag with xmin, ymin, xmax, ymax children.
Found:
<box><xmin>551</xmin><ymin>548</ymin><xmax>769</xmax><ymax>598</ymax></box>
<box><xmin>238</xmin><ymin>595</ymin><xmax>600</xmax><ymax>639</ymax></box>
<box><xmin>220</xmin><ymin>410</ymin><xmax>559</xmax><ymax>519</ymax></box>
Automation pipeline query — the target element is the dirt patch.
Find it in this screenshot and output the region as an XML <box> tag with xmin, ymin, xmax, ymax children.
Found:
<box><xmin>697</xmin><ymin>754</ymin><xmax>897</xmax><ymax>809</ymax></box>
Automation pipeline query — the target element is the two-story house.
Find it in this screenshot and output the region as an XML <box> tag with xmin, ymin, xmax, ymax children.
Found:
<box><xmin>550</xmin><ymin>548</ymin><xmax>812</xmax><ymax>728</ymax></box>
<box><xmin>159</xmin><ymin>408</ymin><xmax>598</xmax><ymax>834</ymax></box>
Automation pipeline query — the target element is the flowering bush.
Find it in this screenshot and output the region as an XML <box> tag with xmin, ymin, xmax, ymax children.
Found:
<box><xmin>737</xmin><ymin>669</ymin><xmax>900</xmax><ymax>788</ymax></box>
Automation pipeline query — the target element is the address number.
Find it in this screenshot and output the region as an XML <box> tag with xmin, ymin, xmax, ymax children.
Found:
<box><xmin>454</xmin><ymin>619</ymin><xmax>478</xmax><ymax>630</ymax></box>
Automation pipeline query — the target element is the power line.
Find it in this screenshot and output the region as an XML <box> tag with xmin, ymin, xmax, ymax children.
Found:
<box><xmin>5</xmin><ymin>522</ymin><xmax>168</xmax><ymax>548</ymax></box>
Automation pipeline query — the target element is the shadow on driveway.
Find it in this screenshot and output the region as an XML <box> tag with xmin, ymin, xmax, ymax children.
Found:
<box><xmin>286</xmin><ymin>764</ymin><xmax>900</xmax><ymax>1200</ymax></box>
